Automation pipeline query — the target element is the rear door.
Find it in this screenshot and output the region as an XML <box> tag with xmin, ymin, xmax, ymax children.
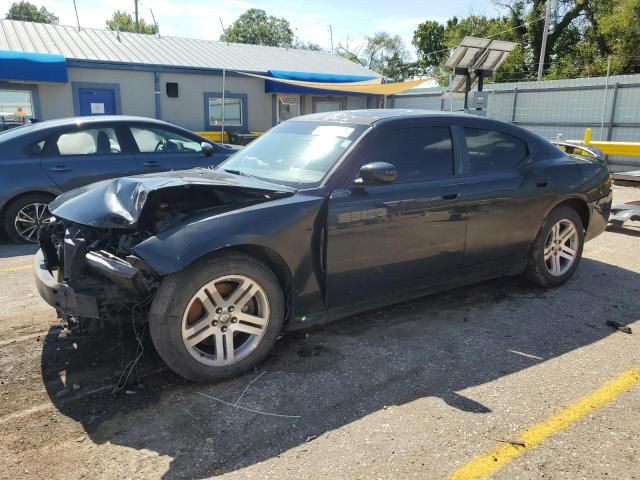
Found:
<box><xmin>127</xmin><ymin>124</ymin><xmax>226</xmax><ymax>172</ymax></box>
<box><xmin>41</xmin><ymin>124</ymin><xmax>139</xmax><ymax>191</ymax></box>
<box><xmin>455</xmin><ymin>126</ymin><xmax>548</xmax><ymax>267</ymax></box>
<box><xmin>326</xmin><ymin>122</ymin><xmax>467</xmax><ymax>310</ymax></box>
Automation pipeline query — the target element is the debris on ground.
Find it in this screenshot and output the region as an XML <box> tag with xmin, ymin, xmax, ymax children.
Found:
<box><xmin>606</xmin><ymin>320</ymin><xmax>633</xmax><ymax>334</ymax></box>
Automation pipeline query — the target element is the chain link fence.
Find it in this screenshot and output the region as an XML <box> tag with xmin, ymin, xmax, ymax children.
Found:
<box><xmin>390</xmin><ymin>74</ymin><xmax>640</xmax><ymax>171</ymax></box>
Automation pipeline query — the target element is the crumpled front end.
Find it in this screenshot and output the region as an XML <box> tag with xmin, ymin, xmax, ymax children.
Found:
<box><xmin>33</xmin><ymin>171</ymin><xmax>295</xmax><ymax>329</ymax></box>
<box><xmin>34</xmin><ymin>219</ymin><xmax>159</xmax><ymax>329</ymax></box>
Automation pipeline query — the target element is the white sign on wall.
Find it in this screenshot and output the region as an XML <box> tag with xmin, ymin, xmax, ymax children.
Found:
<box><xmin>90</xmin><ymin>102</ymin><xmax>105</xmax><ymax>114</ymax></box>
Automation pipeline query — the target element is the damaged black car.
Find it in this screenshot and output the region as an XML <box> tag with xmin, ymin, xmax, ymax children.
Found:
<box><xmin>34</xmin><ymin>110</ymin><xmax>612</xmax><ymax>382</ymax></box>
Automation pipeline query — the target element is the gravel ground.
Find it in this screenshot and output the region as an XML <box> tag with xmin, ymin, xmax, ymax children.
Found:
<box><xmin>0</xmin><ymin>185</ymin><xmax>639</xmax><ymax>480</ymax></box>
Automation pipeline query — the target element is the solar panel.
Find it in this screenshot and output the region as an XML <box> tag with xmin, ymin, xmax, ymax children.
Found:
<box><xmin>446</xmin><ymin>36</ymin><xmax>517</xmax><ymax>93</ymax></box>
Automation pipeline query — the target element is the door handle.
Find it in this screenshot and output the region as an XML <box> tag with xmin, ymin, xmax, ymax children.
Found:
<box><xmin>143</xmin><ymin>161</ymin><xmax>160</xmax><ymax>167</ymax></box>
<box><xmin>442</xmin><ymin>192</ymin><xmax>459</xmax><ymax>200</ymax></box>
<box><xmin>49</xmin><ymin>165</ymin><xmax>71</xmax><ymax>172</ymax></box>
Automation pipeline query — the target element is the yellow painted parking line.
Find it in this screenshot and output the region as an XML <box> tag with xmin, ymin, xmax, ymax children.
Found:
<box><xmin>450</xmin><ymin>366</ymin><xmax>640</xmax><ymax>480</ymax></box>
<box><xmin>0</xmin><ymin>264</ymin><xmax>32</xmax><ymax>272</ymax></box>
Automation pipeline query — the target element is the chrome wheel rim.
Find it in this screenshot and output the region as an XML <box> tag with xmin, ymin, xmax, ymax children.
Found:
<box><xmin>15</xmin><ymin>202</ymin><xmax>49</xmax><ymax>243</ymax></box>
<box><xmin>181</xmin><ymin>274</ymin><xmax>270</xmax><ymax>366</ymax></box>
<box><xmin>544</xmin><ymin>218</ymin><xmax>579</xmax><ymax>277</ymax></box>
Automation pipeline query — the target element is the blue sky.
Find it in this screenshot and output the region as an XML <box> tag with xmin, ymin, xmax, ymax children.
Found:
<box><xmin>32</xmin><ymin>0</ymin><xmax>503</xmax><ymax>57</ymax></box>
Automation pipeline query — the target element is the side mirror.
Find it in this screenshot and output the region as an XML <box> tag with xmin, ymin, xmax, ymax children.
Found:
<box><xmin>356</xmin><ymin>162</ymin><xmax>397</xmax><ymax>185</ymax></box>
<box><xmin>201</xmin><ymin>142</ymin><xmax>215</xmax><ymax>156</ymax></box>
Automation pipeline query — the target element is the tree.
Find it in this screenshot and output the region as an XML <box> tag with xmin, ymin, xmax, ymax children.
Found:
<box><xmin>412</xmin><ymin>20</ymin><xmax>447</xmax><ymax>73</ymax></box>
<box><xmin>337</xmin><ymin>32</ymin><xmax>414</xmax><ymax>81</ymax></box>
<box><xmin>106</xmin><ymin>10</ymin><xmax>157</xmax><ymax>35</ymax></box>
<box><xmin>293</xmin><ymin>40</ymin><xmax>323</xmax><ymax>51</ymax></box>
<box><xmin>220</xmin><ymin>9</ymin><xmax>294</xmax><ymax>47</ymax></box>
<box><xmin>5</xmin><ymin>1</ymin><xmax>57</xmax><ymax>24</ymax></box>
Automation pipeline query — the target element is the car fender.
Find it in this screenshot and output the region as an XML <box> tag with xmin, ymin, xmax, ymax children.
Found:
<box><xmin>132</xmin><ymin>192</ymin><xmax>330</xmax><ymax>324</ymax></box>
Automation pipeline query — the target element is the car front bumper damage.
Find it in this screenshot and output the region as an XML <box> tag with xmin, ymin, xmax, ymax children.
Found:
<box><xmin>34</xmin><ymin>227</ymin><xmax>157</xmax><ymax>322</ymax></box>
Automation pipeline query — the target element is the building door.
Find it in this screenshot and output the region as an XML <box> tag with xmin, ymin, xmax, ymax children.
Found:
<box><xmin>78</xmin><ymin>88</ymin><xmax>116</xmax><ymax>116</ymax></box>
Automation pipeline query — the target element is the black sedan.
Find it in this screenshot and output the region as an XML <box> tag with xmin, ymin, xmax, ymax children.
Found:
<box><xmin>34</xmin><ymin>110</ymin><xmax>612</xmax><ymax>382</ymax></box>
<box><xmin>0</xmin><ymin>115</ymin><xmax>238</xmax><ymax>242</ymax></box>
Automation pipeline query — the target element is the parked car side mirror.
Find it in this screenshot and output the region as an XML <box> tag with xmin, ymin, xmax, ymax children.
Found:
<box><xmin>356</xmin><ymin>162</ymin><xmax>397</xmax><ymax>185</ymax></box>
<box><xmin>201</xmin><ymin>142</ymin><xmax>215</xmax><ymax>156</ymax></box>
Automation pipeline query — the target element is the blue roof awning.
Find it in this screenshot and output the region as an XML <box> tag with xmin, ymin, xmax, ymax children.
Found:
<box><xmin>265</xmin><ymin>69</ymin><xmax>378</xmax><ymax>95</ymax></box>
<box><xmin>268</xmin><ymin>70</ymin><xmax>377</xmax><ymax>83</ymax></box>
<box><xmin>0</xmin><ymin>50</ymin><xmax>68</xmax><ymax>83</ymax></box>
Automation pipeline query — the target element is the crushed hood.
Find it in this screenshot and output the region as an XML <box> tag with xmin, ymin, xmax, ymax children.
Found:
<box><xmin>48</xmin><ymin>169</ymin><xmax>295</xmax><ymax>229</ymax></box>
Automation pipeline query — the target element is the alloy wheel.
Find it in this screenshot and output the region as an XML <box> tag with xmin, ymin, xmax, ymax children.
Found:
<box><xmin>544</xmin><ymin>218</ymin><xmax>579</xmax><ymax>277</ymax></box>
<box><xmin>14</xmin><ymin>202</ymin><xmax>49</xmax><ymax>243</ymax></box>
<box><xmin>181</xmin><ymin>274</ymin><xmax>270</xmax><ymax>366</ymax></box>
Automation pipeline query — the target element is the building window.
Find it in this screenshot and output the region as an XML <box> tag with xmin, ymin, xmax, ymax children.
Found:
<box><xmin>0</xmin><ymin>89</ymin><xmax>34</xmax><ymax>122</ymax></box>
<box><xmin>208</xmin><ymin>97</ymin><xmax>242</xmax><ymax>127</ymax></box>
<box><xmin>277</xmin><ymin>95</ymin><xmax>299</xmax><ymax>123</ymax></box>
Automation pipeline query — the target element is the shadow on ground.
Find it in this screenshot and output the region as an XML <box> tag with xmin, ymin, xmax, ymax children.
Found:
<box><xmin>0</xmin><ymin>243</ymin><xmax>38</xmax><ymax>259</ymax></box>
<box><xmin>40</xmin><ymin>258</ymin><xmax>638</xmax><ymax>479</ymax></box>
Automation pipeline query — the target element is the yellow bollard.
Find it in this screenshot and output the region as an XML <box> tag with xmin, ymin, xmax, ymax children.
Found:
<box><xmin>583</xmin><ymin>127</ymin><xmax>592</xmax><ymax>145</ymax></box>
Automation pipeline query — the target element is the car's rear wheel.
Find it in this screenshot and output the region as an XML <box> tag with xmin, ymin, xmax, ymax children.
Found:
<box><xmin>149</xmin><ymin>254</ymin><xmax>284</xmax><ymax>382</ymax></box>
<box><xmin>3</xmin><ymin>193</ymin><xmax>54</xmax><ymax>243</ymax></box>
<box><xmin>525</xmin><ymin>205</ymin><xmax>584</xmax><ymax>287</ymax></box>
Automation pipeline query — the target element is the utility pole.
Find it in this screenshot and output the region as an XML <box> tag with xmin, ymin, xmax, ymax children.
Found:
<box><xmin>328</xmin><ymin>25</ymin><xmax>334</xmax><ymax>54</ymax></box>
<box><xmin>537</xmin><ymin>0</ymin><xmax>552</xmax><ymax>81</ymax></box>
<box><xmin>134</xmin><ymin>0</ymin><xmax>139</xmax><ymax>33</ymax></box>
<box><xmin>72</xmin><ymin>0</ymin><xmax>80</xmax><ymax>31</ymax></box>
<box><xmin>150</xmin><ymin>8</ymin><xmax>159</xmax><ymax>36</ymax></box>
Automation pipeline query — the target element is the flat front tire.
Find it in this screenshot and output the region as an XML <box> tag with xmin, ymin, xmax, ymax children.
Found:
<box><xmin>525</xmin><ymin>205</ymin><xmax>584</xmax><ymax>288</ymax></box>
<box><xmin>149</xmin><ymin>254</ymin><xmax>284</xmax><ymax>382</ymax></box>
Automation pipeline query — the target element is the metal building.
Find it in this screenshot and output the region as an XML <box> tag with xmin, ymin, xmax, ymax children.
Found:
<box><xmin>0</xmin><ymin>19</ymin><xmax>380</xmax><ymax>135</ymax></box>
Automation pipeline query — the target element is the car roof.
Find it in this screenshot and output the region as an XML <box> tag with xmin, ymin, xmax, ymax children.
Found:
<box><xmin>291</xmin><ymin>109</ymin><xmax>473</xmax><ymax>126</ymax></box>
<box><xmin>4</xmin><ymin>115</ymin><xmax>185</xmax><ymax>135</ymax></box>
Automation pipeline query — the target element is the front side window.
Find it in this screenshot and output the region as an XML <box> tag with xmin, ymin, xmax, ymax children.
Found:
<box><xmin>363</xmin><ymin>126</ymin><xmax>454</xmax><ymax>183</ymax></box>
<box><xmin>464</xmin><ymin>128</ymin><xmax>528</xmax><ymax>174</ymax></box>
<box><xmin>208</xmin><ymin>98</ymin><xmax>242</xmax><ymax>127</ymax></box>
<box><xmin>219</xmin><ymin>121</ymin><xmax>368</xmax><ymax>187</ymax></box>
<box><xmin>55</xmin><ymin>128</ymin><xmax>121</xmax><ymax>156</ymax></box>
<box><xmin>131</xmin><ymin>126</ymin><xmax>202</xmax><ymax>154</ymax></box>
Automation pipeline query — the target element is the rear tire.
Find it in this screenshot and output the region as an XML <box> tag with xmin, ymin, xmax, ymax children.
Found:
<box><xmin>3</xmin><ymin>193</ymin><xmax>54</xmax><ymax>243</ymax></box>
<box><xmin>525</xmin><ymin>205</ymin><xmax>584</xmax><ymax>288</ymax></box>
<box><xmin>149</xmin><ymin>254</ymin><xmax>284</xmax><ymax>382</ymax></box>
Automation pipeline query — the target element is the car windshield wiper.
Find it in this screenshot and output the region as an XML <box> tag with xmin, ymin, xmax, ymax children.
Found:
<box><xmin>223</xmin><ymin>168</ymin><xmax>260</xmax><ymax>180</ymax></box>
<box><xmin>222</xmin><ymin>168</ymin><xmax>296</xmax><ymax>191</ymax></box>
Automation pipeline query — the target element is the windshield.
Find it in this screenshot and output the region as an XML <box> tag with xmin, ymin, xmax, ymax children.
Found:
<box><xmin>218</xmin><ymin>121</ymin><xmax>368</xmax><ymax>187</ymax></box>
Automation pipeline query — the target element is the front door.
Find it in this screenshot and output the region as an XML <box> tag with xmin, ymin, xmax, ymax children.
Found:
<box><xmin>78</xmin><ymin>88</ymin><xmax>117</xmax><ymax>116</ymax></box>
<box><xmin>128</xmin><ymin>124</ymin><xmax>227</xmax><ymax>172</ymax></box>
<box><xmin>326</xmin><ymin>124</ymin><xmax>467</xmax><ymax>311</ymax></box>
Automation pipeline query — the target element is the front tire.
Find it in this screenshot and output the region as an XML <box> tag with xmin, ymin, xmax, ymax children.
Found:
<box><xmin>3</xmin><ymin>193</ymin><xmax>54</xmax><ymax>243</ymax></box>
<box><xmin>525</xmin><ymin>205</ymin><xmax>584</xmax><ymax>288</ymax></box>
<box><xmin>149</xmin><ymin>254</ymin><xmax>284</xmax><ymax>382</ymax></box>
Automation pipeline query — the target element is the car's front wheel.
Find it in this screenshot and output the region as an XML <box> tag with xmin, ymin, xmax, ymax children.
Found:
<box><xmin>525</xmin><ymin>205</ymin><xmax>584</xmax><ymax>287</ymax></box>
<box><xmin>3</xmin><ymin>193</ymin><xmax>54</xmax><ymax>243</ymax></box>
<box><xmin>149</xmin><ymin>254</ymin><xmax>284</xmax><ymax>382</ymax></box>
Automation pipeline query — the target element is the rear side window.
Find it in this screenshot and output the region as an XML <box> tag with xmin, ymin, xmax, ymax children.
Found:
<box><xmin>464</xmin><ymin>128</ymin><xmax>527</xmax><ymax>174</ymax></box>
<box><xmin>365</xmin><ymin>126</ymin><xmax>454</xmax><ymax>183</ymax></box>
<box><xmin>54</xmin><ymin>128</ymin><xmax>121</xmax><ymax>156</ymax></box>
